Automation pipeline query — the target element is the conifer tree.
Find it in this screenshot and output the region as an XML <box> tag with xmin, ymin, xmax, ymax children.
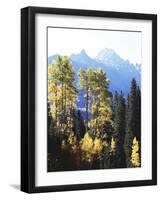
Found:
<box><xmin>48</xmin><ymin>56</ymin><xmax>77</xmax><ymax>136</ymax></box>
<box><xmin>136</xmin><ymin>86</ymin><xmax>141</xmax><ymax>140</ymax></box>
<box><xmin>78</xmin><ymin>68</ymin><xmax>96</xmax><ymax>131</ymax></box>
<box><xmin>113</xmin><ymin>91</ymin><xmax>126</xmax><ymax>167</ymax></box>
<box><xmin>78</xmin><ymin>67</ymin><xmax>114</xmax><ymax>168</ymax></box>
<box><xmin>73</xmin><ymin>110</ymin><xmax>86</xmax><ymax>139</ymax></box>
<box><xmin>125</xmin><ymin>78</ymin><xmax>141</xmax><ymax>167</ymax></box>
<box><xmin>89</xmin><ymin>68</ymin><xmax>113</xmax><ymax>139</ymax></box>
<box><xmin>48</xmin><ymin>56</ymin><xmax>78</xmax><ymax>170</ymax></box>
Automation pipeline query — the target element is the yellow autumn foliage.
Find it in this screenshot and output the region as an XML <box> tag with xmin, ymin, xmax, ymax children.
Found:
<box><xmin>131</xmin><ymin>137</ymin><xmax>140</xmax><ymax>167</ymax></box>
<box><xmin>93</xmin><ymin>138</ymin><xmax>103</xmax><ymax>154</ymax></box>
<box><xmin>80</xmin><ymin>133</ymin><xmax>103</xmax><ymax>163</ymax></box>
<box><xmin>68</xmin><ymin>132</ymin><xmax>77</xmax><ymax>153</ymax></box>
<box><xmin>110</xmin><ymin>137</ymin><xmax>116</xmax><ymax>152</ymax></box>
<box><xmin>80</xmin><ymin>133</ymin><xmax>93</xmax><ymax>153</ymax></box>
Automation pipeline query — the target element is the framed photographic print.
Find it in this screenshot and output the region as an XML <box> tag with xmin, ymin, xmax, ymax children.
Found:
<box><xmin>21</xmin><ymin>6</ymin><xmax>157</xmax><ymax>193</ymax></box>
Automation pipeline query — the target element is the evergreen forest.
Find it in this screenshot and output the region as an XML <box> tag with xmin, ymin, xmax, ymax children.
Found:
<box><xmin>47</xmin><ymin>56</ymin><xmax>141</xmax><ymax>171</ymax></box>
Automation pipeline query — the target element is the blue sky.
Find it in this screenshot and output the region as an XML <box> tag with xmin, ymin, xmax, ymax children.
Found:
<box><xmin>48</xmin><ymin>27</ymin><xmax>142</xmax><ymax>65</ymax></box>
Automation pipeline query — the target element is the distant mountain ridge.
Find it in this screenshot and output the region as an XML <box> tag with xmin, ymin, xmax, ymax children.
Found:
<box><xmin>48</xmin><ymin>48</ymin><xmax>141</xmax><ymax>96</ymax></box>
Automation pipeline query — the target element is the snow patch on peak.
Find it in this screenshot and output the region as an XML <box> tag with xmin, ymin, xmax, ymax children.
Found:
<box><xmin>96</xmin><ymin>48</ymin><xmax>116</xmax><ymax>60</ymax></box>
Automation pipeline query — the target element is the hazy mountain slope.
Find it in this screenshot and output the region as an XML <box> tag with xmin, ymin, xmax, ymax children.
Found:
<box><xmin>48</xmin><ymin>48</ymin><xmax>141</xmax><ymax>97</ymax></box>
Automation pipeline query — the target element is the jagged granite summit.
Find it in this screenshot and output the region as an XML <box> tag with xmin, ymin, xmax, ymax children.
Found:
<box><xmin>48</xmin><ymin>49</ymin><xmax>141</xmax><ymax>96</ymax></box>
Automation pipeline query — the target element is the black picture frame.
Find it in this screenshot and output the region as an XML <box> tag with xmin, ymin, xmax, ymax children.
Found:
<box><xmin>21</xmin><ymin>6</ymin><xmax>157</xmax><ymax>193</ymax></box>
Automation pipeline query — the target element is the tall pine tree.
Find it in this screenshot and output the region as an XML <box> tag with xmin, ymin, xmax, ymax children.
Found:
<box><xmin>113</xmin><ymin>91</ymin><xmax>126</xmax><ymax>168</ymax></box>
<box><xmin>124</xmin><ymin>78</ymin><xmax>141</xmax><ymax>167</ymax></box>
